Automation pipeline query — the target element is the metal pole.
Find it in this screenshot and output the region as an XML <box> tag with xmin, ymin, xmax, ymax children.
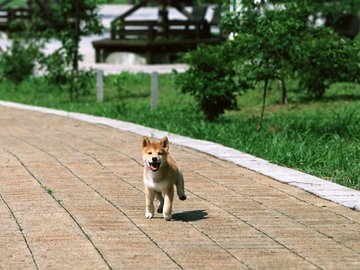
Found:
<box><xmin>97</xmin><ymin>69</ymin><xmax>104</xmax><ymax>102</ymax></box>
<box><xmin>151</xmin><ymin>72</ymin><xmax>158</xmax><ymax>110</ymax></box>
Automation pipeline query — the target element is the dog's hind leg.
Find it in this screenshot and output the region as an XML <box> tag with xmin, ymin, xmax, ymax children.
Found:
<box><xmin>176</xmin><ymin>171</ymin><xmax>187</xmax><ymax>201</ymax></box>
<box><xmin>156</xmin><ymin>192</ymin><xmax>164</xmax><ymax>213</ymax></box>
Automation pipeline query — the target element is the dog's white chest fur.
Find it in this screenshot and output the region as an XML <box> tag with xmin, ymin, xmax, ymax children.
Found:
<box><xmin>143</xmin><ymin>171</ymin><xmax>169</xmax><ymax>191</ymax></box>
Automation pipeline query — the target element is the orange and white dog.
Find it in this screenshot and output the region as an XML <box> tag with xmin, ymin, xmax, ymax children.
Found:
<box><xmin>141</xmin><ymin>136</ymin><xmax>186</xmax><ymax>221</ymax></box>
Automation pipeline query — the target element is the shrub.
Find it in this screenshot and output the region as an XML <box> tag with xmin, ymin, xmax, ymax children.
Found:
<box><xmin>40</xmin><ymin>49</ymin><xmax>68</xmax><ymax>88</ymax></box>
<box><xmin>0</xmin><ymin>39</ymin><xmax>42</xmax><ymax>84</ymax></box>
<box><xmin>175</xmin><ymin>44</ymin><xmax>242</xmax><ymax>120</ymax></box>
<box><xmin>295</xmin><ymin>27</ymin><xmax>360</xmax><ymax>99</ymax></box>
<box><xmin>38</xmin><ymin>48</ymin><xmax>95</xmax><ymax>98</ymax></box>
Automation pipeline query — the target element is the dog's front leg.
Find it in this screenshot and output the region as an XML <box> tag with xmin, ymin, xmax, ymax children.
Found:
<box><xmin>163</xmin><ymin>188</ymin><xmax>174</xmax><ymax>221</ymax></box>
<box><xmin>145</xmin><ymin>187</ymin><xmax>155</xmax><ymax>219</ymax></box>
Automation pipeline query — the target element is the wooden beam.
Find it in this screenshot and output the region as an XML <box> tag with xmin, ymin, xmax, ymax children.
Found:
<box><xmin>119</xmin><ymin>0</ymin><xmax>148</xmax><ymax>20</ymax></box>
<box><xmin>172</xmin><ymin>3</ymin><xmax>192</xmax><ymax>20</ymax></box>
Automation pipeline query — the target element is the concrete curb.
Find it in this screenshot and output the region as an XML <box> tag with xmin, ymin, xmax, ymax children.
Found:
<box><xmin>1</xmin><ymin>100</ymin><xmax>359</xmax><ymax>211</ymax></box>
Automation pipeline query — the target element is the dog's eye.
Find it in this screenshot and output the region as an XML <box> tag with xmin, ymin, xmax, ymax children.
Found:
<box><xmin>147</xmin><ymin>151</ymin><xmax>152</xmax><ymax>155</ymax></box>
<box><xmin>158</xmin><ymin>151</ymin><xmax>162</xmax><ymax>155</ymax></box>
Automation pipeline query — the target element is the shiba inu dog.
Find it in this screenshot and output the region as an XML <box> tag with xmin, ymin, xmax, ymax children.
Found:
<box><xmin>141</xmin><ymin>136</ymin><xmax>186</xmax><ymax>221</ymax></box>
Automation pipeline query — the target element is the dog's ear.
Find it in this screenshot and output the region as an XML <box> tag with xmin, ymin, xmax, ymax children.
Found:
<box><xmin>142</xmin><ymin>136</ymin><xmax>151</xmax><ymax>148</ymax></box>
<box><xmin>160</xmin><ymin>136</ymin><xmax>169</xmax><ymax>151</ymax></box>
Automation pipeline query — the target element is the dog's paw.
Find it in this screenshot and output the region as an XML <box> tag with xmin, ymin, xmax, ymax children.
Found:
<box><xmin>179</xmin><ymin>194</ymin><xmax>187</xmax><ymax>201</ymax></box>
<box><xmin>145</xmin><ymin>212</ymin><xmax>154</xmax><ymax>219</ymax></box>
<box><xmin>163</xmin><ymin>212</ymin><xmax>172</xmax><ymax>221</ymax></box>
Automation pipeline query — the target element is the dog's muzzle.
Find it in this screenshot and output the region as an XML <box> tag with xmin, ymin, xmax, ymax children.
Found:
<box><xmin>149</xmin><ymin>162</ymin><xmax>161</xmax><ymax>172</ymax></box>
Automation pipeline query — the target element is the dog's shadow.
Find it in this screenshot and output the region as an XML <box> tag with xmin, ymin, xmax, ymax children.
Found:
<box><xmin>172</xmin><ymin>210</ymin><xmax>208</xmax><ymax>222</ymax></box>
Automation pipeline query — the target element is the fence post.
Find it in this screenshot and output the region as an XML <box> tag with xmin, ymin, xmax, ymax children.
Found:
<box><xmin>151</xmin><ymin>71</ymin><xmax>158</xmax><ymax>110</ymax></box>
<box><xmin>97</xmin><ymin>69</ymin><xmax>104</xmax><ymax>102</ymax></box>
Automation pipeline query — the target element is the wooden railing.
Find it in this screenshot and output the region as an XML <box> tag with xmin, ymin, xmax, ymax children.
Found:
<box><xmin>0</xmin><ymin>7</ymin><xmax>30</xmax><ymax>31</ymax></box>
<box><xmin>110</xmin><ymin>19</ymin><xmax>211</xmax><ymax>40</ymax></box>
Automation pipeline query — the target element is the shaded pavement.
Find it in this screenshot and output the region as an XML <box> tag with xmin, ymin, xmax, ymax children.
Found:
<box><xmin>1</xmin><ymin>105</ymin><xmax>360</xmax><ymax>270</ymax></box>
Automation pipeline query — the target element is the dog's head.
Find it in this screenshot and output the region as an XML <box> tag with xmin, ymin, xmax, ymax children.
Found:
<box><xmin>141</xmin><ymin>136</ymin><xmax>169</xmax><ymax>172</ymax></box>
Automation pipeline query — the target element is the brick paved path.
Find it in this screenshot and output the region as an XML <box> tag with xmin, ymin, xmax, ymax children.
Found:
<box><xmin>1</xmin><ymin>105</ymin><xmax>360</xmax><ymax>270</ymax></box>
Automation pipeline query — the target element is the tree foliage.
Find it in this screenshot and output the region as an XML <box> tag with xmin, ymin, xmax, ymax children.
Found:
<box><xmin>29</xmin><ymin>0</ymin><xmax>102</xmax><ymax>100</ymax></box>
<box><xmin>0</xmin><ymin>39</ymin><xmax>42</xmax><ymax>84</ymax></box>
<box><xmin>176</xmin><ymin>44</ymin><xmax>241</xmax><ymax>120</ymax></box>
<box><xmin>295</xmin><ymin>27</ymin><xmax>360</xmax><ymax>99</ymax></box>
<box><xmin>0</xmin><ymin>0</ymin><xmax>102</xmax><ymax>98</ymax></box>
<box><xmin>177</xmin><ymin>0</ymin><xmax>360</xmax><ymax>122</ymax></box>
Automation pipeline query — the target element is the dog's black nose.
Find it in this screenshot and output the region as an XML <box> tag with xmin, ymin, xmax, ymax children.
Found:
<box><xmin>152</xmin><ymin>157</ymin><xmax>158</xmax><ymax>162</ymax></box>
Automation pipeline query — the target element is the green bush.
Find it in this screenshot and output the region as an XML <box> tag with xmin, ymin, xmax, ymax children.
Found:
<box><xmin>296</xmin><ymin>27</ymin><xmax>360</xmax><ymax>99</ymax></box>
<box><xmin>40</xmin><ymin>49</ymin><xmax>68</xmax><ymax>87</ymax></box>
<box><xmin>175</xmin><ymin>44</ymin><xmax>242</xmax><ymax>120</ymax></box>
<box><xmin>0</xmin><ymin>39</ymin><xmax>41</xmax><ymax>84</ymax></box>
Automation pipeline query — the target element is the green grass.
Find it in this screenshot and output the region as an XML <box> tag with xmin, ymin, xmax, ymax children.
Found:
<box><xmin>0</xmin><ymin>74</ymin><xmax>359</xmax><ymax>190</ymax></box>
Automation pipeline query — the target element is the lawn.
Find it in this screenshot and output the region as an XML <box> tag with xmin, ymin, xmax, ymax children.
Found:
<box><xmin>0</xmin><ymin>73</ymin><xmax>359</xmax><ymax>190</ymax></box>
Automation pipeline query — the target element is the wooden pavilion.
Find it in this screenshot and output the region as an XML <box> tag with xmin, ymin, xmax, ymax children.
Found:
<box><xmin>92</xmin><ymin>0</ymin><xmax>224</xmax><ymax>64</ymax></box>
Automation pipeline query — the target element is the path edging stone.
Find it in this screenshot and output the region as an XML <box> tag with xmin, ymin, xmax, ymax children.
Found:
<box><xmin>1</xmin><ymin>100</ymin><xmax>359</xmax><ymax>211</ymax></box>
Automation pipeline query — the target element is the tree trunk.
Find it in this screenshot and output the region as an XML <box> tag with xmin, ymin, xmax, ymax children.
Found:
<box><xmin>279</xmin><ymin>79</ymin><xmax>288</xmax><ymax>105</ymax></box>
<box><xmin>71</xmin><ymin>0</ymin><xmax>80</xmax><ymax>101</ymax></box>
<box><xmin>257</xmin><ymin>78</ymin><xmax>269</xmax><ymax>131</ymax></box>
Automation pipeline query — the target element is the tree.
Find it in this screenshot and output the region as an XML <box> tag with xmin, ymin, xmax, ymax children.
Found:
<box><xmin>223</xmin><ymin>1</ymin><xmax>309</xmax><ymax>129</ymax></box>
<box><xmin>29</xmin><ymin>0</ymin><xmax>102</xmax><ymax>100</ymax></box>
<box><xmin>0</xmin><ymin>38</ymin><xmax>42</xmax><ymax>85</ymax></box>
<box><xmin>176</xmin><ymin>0</ymin><xmax>360</xmax><ymax>125</ymax></box>
<box><xmin>268</xmin><ymin>0</ymin><xmax>360</xmax><ymax>39</ymax></box>
<box><xmin>224</xmin><ymin>0</ymin><xmax>360</xmax><ymax>124</ymax></box>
